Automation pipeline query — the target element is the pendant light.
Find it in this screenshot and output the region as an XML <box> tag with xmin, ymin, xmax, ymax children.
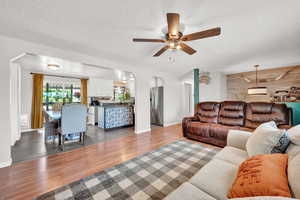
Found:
<box><xmin>247</xmin><ymin>65</ymin><xmax>268</xmax><ymax>95</ymax></box>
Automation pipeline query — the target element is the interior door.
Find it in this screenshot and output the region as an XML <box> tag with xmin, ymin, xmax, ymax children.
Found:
<box><xmin>184</xmin><ymin>83</ymin><xmax>193</xmax><ymax>117</ymax></box>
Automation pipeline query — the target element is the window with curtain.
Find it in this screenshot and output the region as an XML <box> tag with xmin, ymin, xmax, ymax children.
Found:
<box><xmin>43</xmin><ymin>77</ymin><xmax>81</xmax><ymax>111</ymax></box>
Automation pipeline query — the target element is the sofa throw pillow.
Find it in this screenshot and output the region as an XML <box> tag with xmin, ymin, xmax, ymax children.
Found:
<box><xmin>286</xmin><ymin>124</ymin><xmax>300</xmax><ymax>145</ymax></box>
<box><xmin>246</xmin><ymin>121</ymin><xmax>290</xmax><ymax>157</ymax></box>
<box><xmin>271</xmin><ymin>130</ymin><xmax>290</xmax><ymax>154</ymax></box>
<box><xmin>231</xmin><ymin>197</ymin><xmax>297</xmax><ymax>200</ymax></box>
<box><xmin>227</xmin><ymin>154</ymin><xmax>291</xmax><ymax>199</ymax></box>
<box><xmin>288</xmin><ymin>154</ymin><xmax>300</xmax><ymax>199</ymax></box>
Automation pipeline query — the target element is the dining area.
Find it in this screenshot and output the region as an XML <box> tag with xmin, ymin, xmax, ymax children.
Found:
<box><xmin>12</xmin><ymin>62</ymin><xmax>136</xmax><ymax>164</ymax></box>
<box><xmin>43</xmin><ymin>103</ymin><xmax>88</xmax><ymax>151</ymax></box>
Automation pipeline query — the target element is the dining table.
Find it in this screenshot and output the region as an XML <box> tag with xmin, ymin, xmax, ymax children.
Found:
<box><xmin>45</xmin><ymin>110</ymin><xmax>81</xmax><ymax>140</ymax></box>
<box><xmin>46</xmin><ymin>111</ymin><xmax>61</xmax><ymax>120</ymax></box>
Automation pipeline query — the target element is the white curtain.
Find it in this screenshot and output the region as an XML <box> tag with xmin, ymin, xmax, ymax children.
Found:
<box><xmin>10</xmin><ymin>62</ymin><xmax>21</xmax><ymax>145</ymax></box>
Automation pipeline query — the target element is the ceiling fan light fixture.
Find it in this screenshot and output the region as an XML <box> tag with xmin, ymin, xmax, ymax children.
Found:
<box><xmin>169</xmin><ymin>41</ymin><xmax>175</xmax><ymax>48</ymax></box>
<box><xmin>47</xmin><ymin>64</ymin><xmax>60</xmax><ymax>70</ymax></box>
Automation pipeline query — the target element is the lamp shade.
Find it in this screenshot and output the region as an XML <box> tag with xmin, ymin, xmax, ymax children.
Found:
<box><xmin>248</xmin><ymin>87</ymin><xmax>268</xmax><ymax>95</ymax></box>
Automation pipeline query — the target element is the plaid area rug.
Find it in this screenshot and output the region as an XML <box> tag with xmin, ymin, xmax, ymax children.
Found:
<box><xmin>36</xmin><ymin>140</ymin><xmax>219</xmax><ymax>200</ymax></box>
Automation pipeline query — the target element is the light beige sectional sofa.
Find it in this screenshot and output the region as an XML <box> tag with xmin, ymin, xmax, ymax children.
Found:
<box><xmin>165</xmin><ymin>130</ymin><xmax>300</xmax><ymax>200</ymax></box>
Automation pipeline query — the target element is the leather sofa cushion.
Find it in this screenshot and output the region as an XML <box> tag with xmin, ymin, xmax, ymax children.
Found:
<box><xmin>239</xmin><ymin>127</ymin><xmax>254</xmax><ymax>132</ymax></box>
<box><xmin>195</xmin><ymin>102</ymin><xmax>220</xmax><ymax>124</ymax></box>
<box><xmin>250</xmin><ymin>102</ymin><xmax>273</xmax><ymax>114</ymax></box>
<box><xmin>209</xmin><ymin>124</ymin><xmax>235</xmax><ymax>141</ymax></box>
<box><xmin>219</xmin><ymin>101</ymin><xmax>246</xmax><ymax>127</ymax></box>
<box><xmin>245</xmin><ymin>102</ymin><xmax>290</xmax><ymax>129</ymax></box>
<box><xmin>188</xmin><ymin>122</ymin><xmax>210</xmax><ymax>138</ymax></box>
<box><xmin>187</xmin><ymin>122</ymin><xmax>251</xmax><ymax>147</ymax></box>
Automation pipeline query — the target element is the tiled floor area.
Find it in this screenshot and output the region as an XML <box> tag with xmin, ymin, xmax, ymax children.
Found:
<box><xmin>11</xmin><ymin>125</ymin><xmax>136</xmax><ymax>163</ymax></box>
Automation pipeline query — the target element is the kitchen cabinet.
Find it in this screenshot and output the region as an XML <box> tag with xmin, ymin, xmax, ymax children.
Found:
<box><xmin>88</xmin><ymin>78</ymin><xmax>113</xmax><ymax>97</ymax></box>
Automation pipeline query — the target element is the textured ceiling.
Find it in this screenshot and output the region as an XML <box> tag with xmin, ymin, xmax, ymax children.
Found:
<box><xmin>1</xmin><ymin>0</ymin><xmax>300</xmax><ymax>76</ymax></box>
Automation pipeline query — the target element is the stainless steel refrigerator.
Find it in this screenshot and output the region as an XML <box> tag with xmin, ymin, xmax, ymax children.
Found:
<box><xmin>150</xmin><ymin>86</ymin><xmax>164</xmax><ymax>126</ymax></box>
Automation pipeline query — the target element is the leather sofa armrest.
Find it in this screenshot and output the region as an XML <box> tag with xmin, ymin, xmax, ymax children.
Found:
<box><xmin>278</xmin><ymin>124</ymin><xmax>292</xmax><ymax>130</ymax></box>
<box><xmin>182</xmin><ymin>116</ymin><xmax>199</xmax><ymax>122</ymax></box>
<box><xmin>227</xmin><ymin>130</ymin><xmax>252</xmax><ymax>151</ymax></box>
<box><xmin>182</xmin><ymin>116</ymin><xmax>199</xmax><ymax>137</ymax></box>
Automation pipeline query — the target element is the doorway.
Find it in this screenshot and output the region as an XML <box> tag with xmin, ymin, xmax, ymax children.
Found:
<box><xmin>150</xmin><ymin>77</ymin><xmax>164</xmax><ymax>129</ymax></box>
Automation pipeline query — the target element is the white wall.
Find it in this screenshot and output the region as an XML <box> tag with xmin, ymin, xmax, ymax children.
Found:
<box><xmin>88</xmin><ymin>78</ymin><xmax>113</xmax><ymax>97</ymax></box>
<box><xmin>134</xmin><ymin>74</ymin><xmax>151</xmax><ymax>133</ymax></box>
<box><xmin>199</xmin><ymin>72</ymin><xmax>227</xmax><ymax>102</ymax></box>
<box><xmin>20</xmin><ymin>69</ymin><xmax>32</xmax><ymax>129</ymax></box>
<box><xmin>180</xmin><ymin>70</ymin><xmax>227</xmax><ymax>116</ymax></box>
<box><xmin>127</xmin><ymin>79</ymin><xmax>135</xmax><ymax>97</ymax></box>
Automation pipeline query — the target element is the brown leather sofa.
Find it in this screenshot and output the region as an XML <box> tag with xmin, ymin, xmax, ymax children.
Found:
<box><xmin>183</xmin><ymin>101</ymin><xmax>292</xmax><ymax>147</ymax></box>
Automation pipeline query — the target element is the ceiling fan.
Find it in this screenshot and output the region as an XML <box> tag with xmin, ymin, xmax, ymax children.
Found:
<box><xmin>132</xmin><ymin>13</ymin><xmax>221</xmax><ymax>57</ymax></box>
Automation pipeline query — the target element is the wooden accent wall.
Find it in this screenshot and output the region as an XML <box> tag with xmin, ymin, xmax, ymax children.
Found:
<box><xmin>227</xmin><ymin>65</ymin><xmax>300</xmax><ymax>102</ymax></box>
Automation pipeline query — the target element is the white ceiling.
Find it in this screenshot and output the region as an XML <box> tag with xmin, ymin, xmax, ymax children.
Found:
<box><xmin>18</xmin><ymin>54</ymin><xmax>133</xmax><ymax>81</ymax></box>
<box><xmin>1</xmin><ymin>0</ymin><xmax>300</xmax><ymax>76</ymax></box>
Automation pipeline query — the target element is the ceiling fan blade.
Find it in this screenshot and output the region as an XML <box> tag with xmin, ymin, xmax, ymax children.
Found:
<box><xmin>153</xmin><ymin>46</ymin><xmax>169</xmax><ymax>57</ymax></box>
<box><xmin>167</xmin><ymin>13</ymin><xmax>180</xmax><ymax>37</ymax></box>
<box><xmin>181</xmin><ymin>27</ymin><xmax>221</xmax><ymax>41</ymax></box>
<box><xmin>179</xmin><ymin>43</ymin><xmax>196</xmax><ymax>55</ymax></box>
<box><xmin>133</xmin><ymin>38</ymin><xmax>165</xmax><ymax>43</ymax></box>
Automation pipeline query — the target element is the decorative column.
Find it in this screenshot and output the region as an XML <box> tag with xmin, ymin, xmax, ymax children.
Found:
<box><xmin>193</xmin><ymin>68</ymin><xmax>199</xmax><ymax>107</ymax></box>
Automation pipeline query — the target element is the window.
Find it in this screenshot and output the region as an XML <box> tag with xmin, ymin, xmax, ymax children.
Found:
<box><xmin>43</xmin><ymin>81</ymin><xmax>81</xmax><ymax>111</ymax></box>
<box><xmin>113</xmin><ymin>86</ymin><xmax>130</xmax><ymax>101</ymax></box>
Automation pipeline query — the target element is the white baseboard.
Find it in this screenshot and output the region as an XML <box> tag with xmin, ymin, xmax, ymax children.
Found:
<box><xmin>163</xmin><ymin>121</ymin><xmax>181</xmax><ymax>127</ymax></box>
<box><xmin>135</xmin><ymin>128</ymin><xmax>151</xmax><ymax>134</ymax></box>
<box><xmin>21</xmin><ymin>128</ymin><xmax>35</xmax><ymax>133</ymax></box>
<box><xmin>0</xmin><ymin>158</ymin><xmax>12</xmax><ymax>168</ymax></box>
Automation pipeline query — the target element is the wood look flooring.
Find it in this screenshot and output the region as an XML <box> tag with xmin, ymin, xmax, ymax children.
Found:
<box><xmin>12</xmin><ymin>125</ymin><xmax>136</xmax><ymax>163</ymax></box>
<box><xmin>0</xmin><ymin>124</ymin><xmax>202</xmax><ymax>200</ymax></box>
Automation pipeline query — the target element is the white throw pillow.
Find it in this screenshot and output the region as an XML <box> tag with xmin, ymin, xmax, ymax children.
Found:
<box><xmin>254</xmin><ymin>121</ymin><xmax>278</xmax><ymax>130</ymax></box>
<box><xmin>287</xmin><ymin>124</ymin><xmax>300</xmax><ymax>145</ymax></box>
<box><xmin>246</xmin><ymin>121</ymin><xmax>285</xmax><ymax>157</ymax></box>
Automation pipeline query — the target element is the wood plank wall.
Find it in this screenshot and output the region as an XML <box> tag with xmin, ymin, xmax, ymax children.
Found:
<box><xmin>227</xmin><ymin>65</ymin><xmax>300</xmax><ymax>102</ymax></box>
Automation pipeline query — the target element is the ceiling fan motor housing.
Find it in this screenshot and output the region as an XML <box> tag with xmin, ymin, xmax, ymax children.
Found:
<box><xmin>166</xmin><ymin>32</ymin><xmax>183</xmax><ymax>40</ymax></box>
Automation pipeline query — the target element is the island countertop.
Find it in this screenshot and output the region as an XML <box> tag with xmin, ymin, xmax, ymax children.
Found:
<box><xmin>90</xmin><ymin>100</ymin><xmax>134</xmax><ymax>107</ymax></box>
<box><xmin>97</xmin><ymin>103</ymin><xmax>134</xmax><ymax>130</ymax></box>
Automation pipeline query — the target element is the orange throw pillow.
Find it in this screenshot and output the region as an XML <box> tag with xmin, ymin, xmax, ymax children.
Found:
<box><xmin>228</xmin><ymin>154</ymin><xmax>291</xmax><ymax>198</ymax></box>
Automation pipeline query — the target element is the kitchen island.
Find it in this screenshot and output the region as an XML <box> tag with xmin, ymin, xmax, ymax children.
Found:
<box><xmin>98</xmin><ymin>103</ymin><xmax>134</xmax><ymax>130</ymax></box>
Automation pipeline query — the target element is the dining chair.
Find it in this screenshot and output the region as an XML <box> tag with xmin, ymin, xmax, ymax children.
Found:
<box><xmin>43</xmin><ymin>109</ymin><xmax>59</xmax><ymax>144</ymax></box>
<box><xmin>58</xmin><ymin>104</ymin><xmax>87</xmax><ymax>151</ymax></box>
